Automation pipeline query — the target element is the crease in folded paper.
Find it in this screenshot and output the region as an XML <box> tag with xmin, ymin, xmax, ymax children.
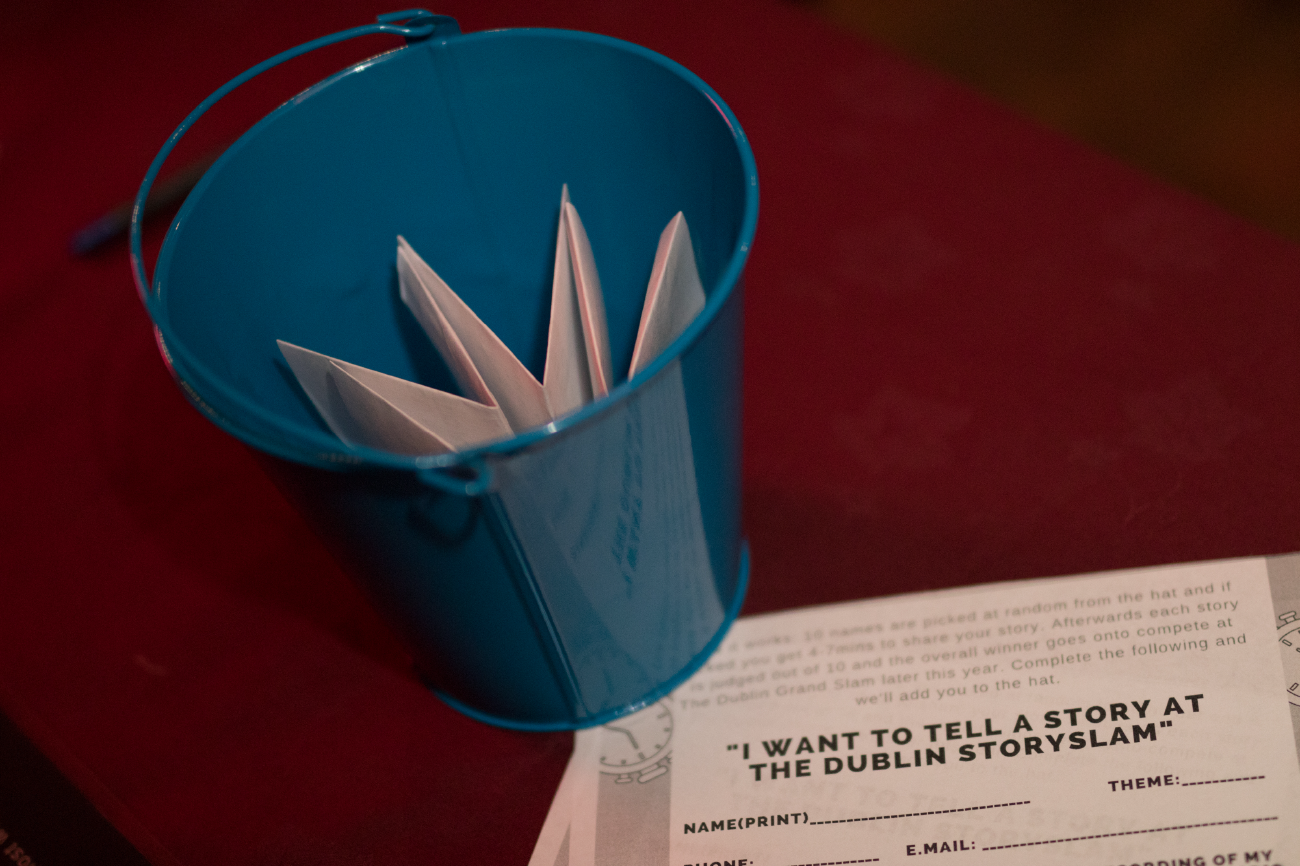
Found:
<box><xmin>280</xmin><ymin>188</ymin><xmax>707</xmax><ymax>457</ymax></box>
<box><xmin>543</xmin><ymin>184</ymin><xmax>594</xmax><ymax>419</ymax></box>
<box><xmin>629</xmin><ymin>212</ymin><xmax>706</xmax><ymax>378</ymax></box>
<box><xmin>564</xmin><ymin>201</ymin><xmax>613</xmax><ymax>400</ymax></box>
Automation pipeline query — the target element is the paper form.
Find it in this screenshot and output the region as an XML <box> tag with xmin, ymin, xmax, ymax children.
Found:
<box><xmin>543</xmin><ymin>556</ymin><xmax>1300</xmax><ymax>866</ymax></box>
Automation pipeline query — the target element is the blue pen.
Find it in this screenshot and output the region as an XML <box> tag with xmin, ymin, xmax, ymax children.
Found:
<box><xmin>70</xmin><ymin>149</ymin><xmax>222</xmax><ymax>256</ymax></box>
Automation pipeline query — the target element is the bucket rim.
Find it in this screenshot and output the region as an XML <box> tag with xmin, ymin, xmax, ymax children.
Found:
<box><xmin>146</xmin><ymin>24</ymin><xmax>759</xmax><ymax>474</ymax></box>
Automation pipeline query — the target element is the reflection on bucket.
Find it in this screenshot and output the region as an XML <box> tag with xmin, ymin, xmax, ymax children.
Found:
<box><xmin>496</xmin><ymin>361</ymin><xmax>725</xmax><ymax>717</ymax></box>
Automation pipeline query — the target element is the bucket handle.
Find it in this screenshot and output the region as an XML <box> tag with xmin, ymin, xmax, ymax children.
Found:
<box><xmin>129</xmin><ymin>9</ymin><xmax>461</xmax><ymax>301</ymax></box>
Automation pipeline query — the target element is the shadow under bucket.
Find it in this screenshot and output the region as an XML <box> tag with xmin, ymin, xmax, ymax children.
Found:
<box><xmin>132</xmin><ymin>11</ymin><xmax>759</xmax><ymax>729</ymax></box>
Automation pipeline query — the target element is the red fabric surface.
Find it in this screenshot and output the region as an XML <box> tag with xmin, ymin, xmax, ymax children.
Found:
<box><xmin>3</xmin><ymin>1</ymin><xmax>1299</xmax><ymax>863</ymax></box>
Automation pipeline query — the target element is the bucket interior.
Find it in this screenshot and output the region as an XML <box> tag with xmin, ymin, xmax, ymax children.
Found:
<box><xmin>153</xmin><ymin>29</ymin><xmax>753</xmax><ymax>457</ymax></box>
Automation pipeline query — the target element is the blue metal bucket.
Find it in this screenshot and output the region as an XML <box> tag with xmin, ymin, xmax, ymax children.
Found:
<box><xmin>131</xmin><ymin>11</ymin><xmax>758</xmax><ymax>729</ymax></box>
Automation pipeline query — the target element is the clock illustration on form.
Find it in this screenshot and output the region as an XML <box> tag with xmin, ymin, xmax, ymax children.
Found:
<box><xmin>1279</xmin><ymin>611</ymin><xmax>1300</xmax><ymax>707</ymax></box>
<box><xmin>599</xmin><ymin>701</ymin><xmax>673</xmax><ymax>784</ymax></box>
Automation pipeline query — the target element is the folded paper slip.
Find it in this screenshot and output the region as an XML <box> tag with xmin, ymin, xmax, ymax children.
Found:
<box><xmin>281</xmin><ymin>188</ymin><xmax>707</xmax><ymax>456</ymax></box>
<box><xmin>276</xmin><ymin>342</ymin><xmax>511</xmax><ymax>455</ymax></box>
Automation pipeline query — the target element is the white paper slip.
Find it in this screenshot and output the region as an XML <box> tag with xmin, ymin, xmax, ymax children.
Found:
<box><xmin>629</xmin><ymin>213</ymin><xmax>706</xmax><ymax>378</ymax></box>
<box><xmin>397</xmin><ymin>236</ymin><xmax>552</xmax><ymax>432</ymax></box>
<box><xmin>277</xmin><ymin>340</ymin><xmax>509</xmax><ymax>455</ymax></box>
<box><xmin>563</xmin><ymin>202</ymin><xmax>613</xmax><ymax>400</ymax></box>
<box><xmin>395</xmin><ymin>238</ymin><xmax>496</xmax><ymax>409</ymax></box>
<box><xmin>543</xmin><ymin>185</ymin><xmax>594</xmax><ymax>418</ymax></box>
<box><xmin>668</xmin><ymin>558</ymin><xmax>1300</xmax><ymax>866</ymax></box>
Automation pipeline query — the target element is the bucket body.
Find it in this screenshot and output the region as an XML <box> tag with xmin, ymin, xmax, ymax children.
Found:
<box><xmin>141</xmin><ymin>20</ymin><xmax>757</xmax><ymax>728</ymax></box>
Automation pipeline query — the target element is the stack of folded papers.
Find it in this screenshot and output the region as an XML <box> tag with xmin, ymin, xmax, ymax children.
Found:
<box><xmin>279</xmin><ymin>187</ymin><xmax>706</xmax><ymax>456</ymax></box>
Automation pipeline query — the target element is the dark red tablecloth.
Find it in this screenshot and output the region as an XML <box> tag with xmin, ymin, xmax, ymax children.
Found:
<box><xmin>3</xmin><ymin>1</ymin><xmax>1299</xmax><ymax>863</ymax></box>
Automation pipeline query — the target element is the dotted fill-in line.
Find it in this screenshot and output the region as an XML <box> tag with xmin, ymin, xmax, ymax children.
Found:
<box><xmin>982</xmin><ymin>816</ymin><xmax>1277</xmax><ymax>850</ymax></box>
<box><xmin>1182</xmin><ymin>775</ymin><xmax>1265</xmax><ymax>786</ymax></box>
<box><xmin>811</xmin><ymin>800</ymin><xmax>1029</xmax><ymax>826</ymax></box>
<box><xmin>787</xmin><ymin>859</ymin><xmax>879</xmax><ymax>866</ymax></box>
